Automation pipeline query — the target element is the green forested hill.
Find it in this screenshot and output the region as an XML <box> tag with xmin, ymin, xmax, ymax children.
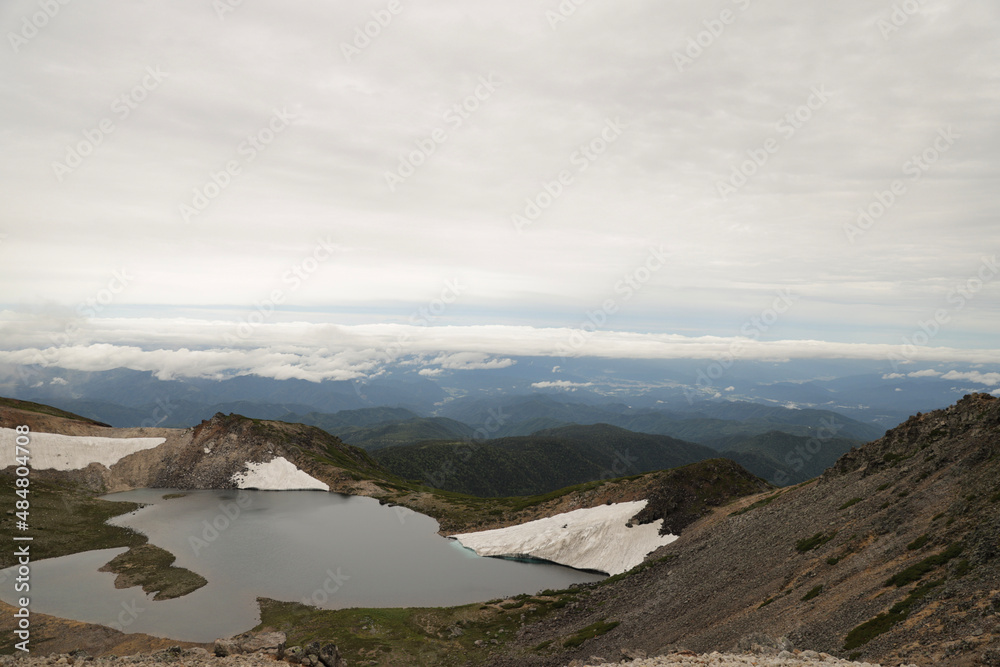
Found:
<box><xmin>371</xmin><ymin>423</ymin><xmax>717</xmax><ymax>496</ymax></box>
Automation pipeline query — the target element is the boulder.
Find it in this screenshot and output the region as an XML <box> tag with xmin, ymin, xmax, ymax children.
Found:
<box><xmin>241</xmin><ymin>631</ymin><xmax>286</xmax><ymax>657</ymax></box>
<box><xmin>213</xmin><ymin>639</ymin><xmax>240</xmax><ymax>657</ymax></box>
<box><xmin>318</xmin><ymin>643</ymin><xmax>346</xmax><ymax>667</ymax></box>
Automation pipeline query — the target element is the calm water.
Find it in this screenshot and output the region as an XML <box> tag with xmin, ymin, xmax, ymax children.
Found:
<box><xmin>0</xmin><ymin>489</ymin><xmax>602</xmax><ymax>641</ymax></box>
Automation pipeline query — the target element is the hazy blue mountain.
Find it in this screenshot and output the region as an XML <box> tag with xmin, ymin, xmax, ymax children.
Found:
<box><xmin>714</xmin><ymin>430</ymin><xmax>863</xmax><ymax>485</ymax></box>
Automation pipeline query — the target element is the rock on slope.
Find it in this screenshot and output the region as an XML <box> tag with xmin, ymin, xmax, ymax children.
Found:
<box><xmin>486</xmin><ymin>394</ymin><xmax>1000</xmax><ymax>667</ymax></box>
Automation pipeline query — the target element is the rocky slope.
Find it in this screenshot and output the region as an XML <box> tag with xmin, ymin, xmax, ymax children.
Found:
<box><xmin>484</xmin><ymin>393</ymin><xmax>1000</xmax><ymax>667</ymax></box>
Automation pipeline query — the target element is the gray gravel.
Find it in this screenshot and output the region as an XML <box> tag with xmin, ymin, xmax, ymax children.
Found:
<box><xmin>575</xmin><ymin>651</ymin><xmax>916</xmax><ymax>667</ymax></box>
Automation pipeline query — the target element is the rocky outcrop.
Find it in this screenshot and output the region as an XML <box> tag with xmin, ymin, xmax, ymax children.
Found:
<box><xmin>486</xmin><ymin>394</ymin><xmax>1000</xmax><ymax>667</ymax></box>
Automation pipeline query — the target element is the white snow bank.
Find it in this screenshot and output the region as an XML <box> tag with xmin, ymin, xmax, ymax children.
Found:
<box><xmin>452</xmin><ymin>500</ymin><xmax>677</xmax><ymax>576</ymax></box>
<box><xmin>232</xmin><ymin>457</ymin><xmax>329</xmax><ymax>491</ymax></box>
<box><xmin>0</xmin><ymin>428</ymin><xmax>165</xmax><ymax>471</ymax></box>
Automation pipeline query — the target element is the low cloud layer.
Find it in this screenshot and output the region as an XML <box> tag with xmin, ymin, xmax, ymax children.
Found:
<box><xmin>2</xmin><ymin>314</ymin><xmax>999</xmax><ymax>383</ymax></box>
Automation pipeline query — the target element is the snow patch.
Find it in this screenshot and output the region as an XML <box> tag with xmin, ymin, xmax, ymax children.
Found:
<box><xmin>232</xmin><ymin>457</ymin><xmax>329</xmax><ymax>491</ymax></box>
<box><xmin>452</xmin><ymin>500</ymin><xmax>676</xmax><ymax>576</ymax></box>
<box><xmin>0</xmin><ymin>428</ymin><xmax>165</xmax><ymax>471</ymax></box>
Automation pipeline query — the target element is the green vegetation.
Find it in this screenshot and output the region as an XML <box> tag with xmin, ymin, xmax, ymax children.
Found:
<box><xmin>906</xmin><ymin>534</ymin><xmax>930</xmax><ymax>551</ymax></box>
<box><xmin>758</xmin><ymin>597</ymin><xmax>774</xmax><ymax>608</ymax></box>
<box><xmin>801</xmin><ymin>585</ymin><xmax>823</xmax><ymax>601</ymax></box>
<box><xmin>839</xmin><ymin>497</ymin><xmax>863</xmax><ymax>510</ymax></box>
<box><xmin>254</xmin><ymin>593</ymin><xmax>580</xmax><ymax>667</ymax></box>
<box><xmin>98</xmin><ymin>544</ymin><xmax>207</xmax><ymax>600</ymax></box>
<box><xmin>955</xmin><ymin>559</ymin><xmax>971</xmax><ymax>577</ymax></box>
<box><xmin>0</xmin><ymin>396</ymin><xmax>108</xmax><ymax>425</ymax></box>
<box><xmin>371</xmin><ymin>424</ymin><xmax>717</xmax><ymax>497</ymax></box>
<box><xmin>796</xmin><ymin>531</ymin><xmax>837</xmax><ymax>553</ymax></box>
<box><xmin>826</xmin><ymin>556</ymin><xmax>841</xmax><ymax>566</ymax></box>
<box><xmin>562</xmin><ymin>620</ymin><xmax>620</xmax><ymax>649</ymax></box>
<box><xmin>714</xmin><ymin>431</ymin><xmax>863</xmax><ymax>486</ymax></box>
<box><xmin>843</xmin><ymin>580</ymin><xmax>944</xmax><ymax>650</ymax></box>
<box><xmin>885</xmin><ymin>544</ymin><xmax>964</xmax><ymax>587</ymax></box>
<box><xmin>0</xmin><ymin>474</ymin><xmax>146</xmax><ymax>568</ymax></box>
<box><xmin>932</xmin><ymin>512</ymin><xmax>946</xmax><ymax>521</ymax></box>
<box><xmin>730</xmin><ymin>491</ymin><xmax>782</xmax><ymax>517</ymax></box>
<box><xmin>876</xmin><ymin>482</ymin><xmax>891</xmax><ymax>491</ymax></box>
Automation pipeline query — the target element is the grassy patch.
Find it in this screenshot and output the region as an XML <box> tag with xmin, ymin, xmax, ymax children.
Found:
<box><xmin>826</xmin><ymin>556</ymin><xmax>841</xmax><ymax>566</ymax></box>
<box><xmin>0</xmin><ymin>474</ymin><xmax>146</xmax><ymax>568</ymax></box>
<box><xmin>843</xmin><ymin>580</ymin><xmax>944</xmax><ymax>652</ymax></box>
<box><xmin>838</xmin><ymin>497</ymin><xmax>863</xmax><ymax>510</ymax></box>
<box><xmin>796</xmin><ymin>531</ymin><xmax>837</xmax><ymax>553</ymax></box>
<box><xmin>254</xmin><ymin>595</ymin><xmax>564</xmax><ymax>667</ymax></box>
<box><xmin>876</xmin><ymin>482</ymin><xmax>891</xmax><ymax>491</ymax></box>
<box><xmin>0</xmin><ymin>397</ymin><xmax>107</xmax><ymax>424</ymax></box>
<box><xmin>906</xmin><ymin>534</ymin><xmax>930</xmax><ymax>551</ymax></box>
<box><xmin>98</xmin><ymin>544</ymin><xmax>207</xmax><ymax>600</ymax></box>
<box><xmin>885</xmin><ymin>544</ymin><xmax>963</xmax><ymax>587</ymax></box>
<box><xmin>801</xmin><ymin>585</ymin><xmax>823</xmax><ymax>601</ymax></box>
<box><xmin>730</xmin><ymin>491</ymin><xmax>781</xmax><ymax>517</ymax></box>
<box><xmin>562</xmin><ymin>620</ymin><xmax>619</xmax><ymax>649</ymax></box>
<box><xmin>758</xmin><ymin>597</ymin><xmax>774</xmax><ymax>608</ymax></box>
<box><xmin>955</xmin><ymin>559</ymin><xmax>971</xmax><ymax>577</ymax></box>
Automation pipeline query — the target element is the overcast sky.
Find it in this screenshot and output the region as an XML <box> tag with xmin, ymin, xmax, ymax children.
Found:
<box><xmin>1</xmin><ymin>0</ymin><xmax>998</xmax><ymax>381</ymax></box>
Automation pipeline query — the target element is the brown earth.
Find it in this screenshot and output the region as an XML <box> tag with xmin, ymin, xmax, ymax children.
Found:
<box><xmin>485</xmin><ymin>393</ymin><xmax>1000</xmax><ymax>667</ymax></box>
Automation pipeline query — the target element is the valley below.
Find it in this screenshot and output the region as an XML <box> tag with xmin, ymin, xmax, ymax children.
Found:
<box><xmin>2</xmin><ymin>393</ymin><xmax>1000</xmax><ymax>666</ymax></box>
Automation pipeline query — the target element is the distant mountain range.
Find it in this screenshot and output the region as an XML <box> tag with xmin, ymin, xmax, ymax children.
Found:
<box><xmin>371</xmin><ymin>424</ymin><xmax>718</xmax><ymax>496</ymax></box>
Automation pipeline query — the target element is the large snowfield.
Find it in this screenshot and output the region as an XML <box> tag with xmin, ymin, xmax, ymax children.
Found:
<box><xmin>0</xmin><ymin>427</ymin><xmax>165</xmax><ymax>471</ymax></box>
<box><xmin>452</xmin><ymin>500</ymin><xmax>677</xmax><ymax>576</ymax></box>
<box><xmin>231</xmin><ymin>456</ymin><xmax>330</xmax><ymax>491</ymax></box>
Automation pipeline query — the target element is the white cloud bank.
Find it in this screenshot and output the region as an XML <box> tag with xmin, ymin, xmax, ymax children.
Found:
<box><xmin>531</xmin><ymin>381</ymin><xmax>594</xmax><ymax>390</ymax></box>
<box><xmin>3</xmin><ymin>315</ymin><xmax>1000</xmax><ymax>382</ymax></box>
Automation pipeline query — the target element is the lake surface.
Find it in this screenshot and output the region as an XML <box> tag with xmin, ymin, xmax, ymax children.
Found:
<box><xmin>0</xmin><ymin>489</ymin><xmax>602</xmax><ymax>642</ymax></box>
